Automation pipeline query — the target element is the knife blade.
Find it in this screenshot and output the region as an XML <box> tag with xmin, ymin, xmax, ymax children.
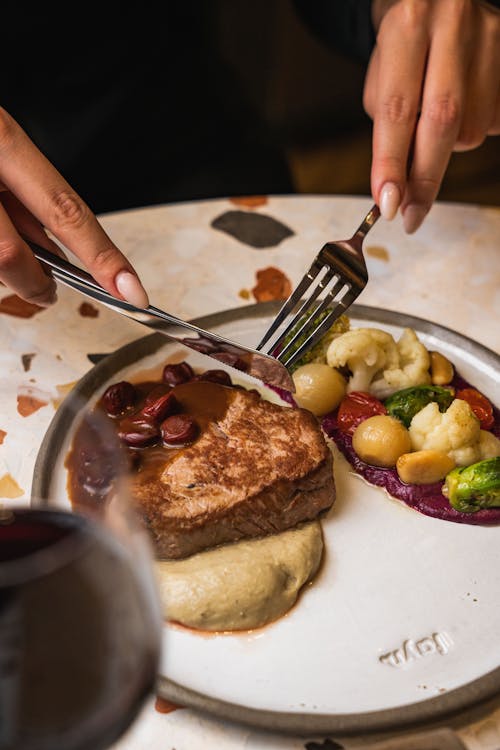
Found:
<box><xmin>27</xmin><ymin>240</ymin><xmax>295</xmax><ymax>393</ymax></box>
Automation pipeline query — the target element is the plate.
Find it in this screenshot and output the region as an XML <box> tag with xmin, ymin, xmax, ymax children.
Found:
<box><xmin>32</xmin><ymin>302</ymin><xmax>500</xmax><ymax>736</ymax></box>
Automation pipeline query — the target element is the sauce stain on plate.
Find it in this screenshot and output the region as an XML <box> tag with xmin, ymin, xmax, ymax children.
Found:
<box><xmin>154</xmin><ymin>696</ymin><xmax>183</xmax><ymax>714</ymax></box>
<box><xmin>229</xmin><ymin>195</ymin><xmax>268</xmax><ymax>209</ymax></box>
<box><xmin>0</xmin><ymin>473</ymin><xmax>24</xmax><ymax>499</ymax></box>
<box><xmin>0</xmin><ymin>294</ymin><xmax>44</xmax><ymax>318</ymax></box>
<box><xmin>366</xmin><ymin>245</ymin><xmax>390</xmax><ymax>262</ymax></box>
<box><xmin>78</xmin><ymin>302</ymin><xmax>99</xmax><ymax>318</ymax></box>
<box><xmin>17</xmin><ymin>386</ymin><xmax>50</xmax><ymax>417</ymax></box>
<box><xmin>252</xmin><ymin>266</ymin><xmax>292</xmax><ymax>302</ymax></box>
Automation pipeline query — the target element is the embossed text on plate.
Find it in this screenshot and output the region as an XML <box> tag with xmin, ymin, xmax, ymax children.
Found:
<box><xmin>379</xmin><ymin>632</ymin><xmax>453</xmax><ymax>668</ymax></box>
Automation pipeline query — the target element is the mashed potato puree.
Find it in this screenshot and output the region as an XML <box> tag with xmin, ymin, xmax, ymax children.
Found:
<box><xmin>155</xmin><ymin>520</ymin><xmax>323</xmax><ymax>631</ymax></box>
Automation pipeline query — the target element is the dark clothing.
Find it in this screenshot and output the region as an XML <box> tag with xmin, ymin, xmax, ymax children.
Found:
<box><xmin>3</xmin><ymin>3</ymin><xmax>375</xmax><ymax>214</ymax></box>
<box><xmin>293</xmin><ymin>0</ymin><xmax>375</xmax><ymax>64</ymax></box>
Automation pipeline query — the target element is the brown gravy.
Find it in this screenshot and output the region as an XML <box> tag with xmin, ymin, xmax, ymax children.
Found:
<box><xmin>65</xmin><ymin>378</ymin><xmax>234</xmax><ymax>513</ymax></box>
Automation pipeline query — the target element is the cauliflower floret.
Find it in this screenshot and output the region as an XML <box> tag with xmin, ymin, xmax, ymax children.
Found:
<box><xmin>479</xmin><ymin>429</ymin><xmax>500</xmax><ymax>460</ymax></box>
<box><xmin>326</xmin><ymin>326</ymin><xmax>430</xmax><ymax>396</ymax></box>
<box><xmin>371</xmin><ymin>328</ymin><xmax>431</xmax><ymax>399</ymax></box>
<box><xmin>409</xmin><ymin>398</ymin><xmax>500</xmax><ymax>466</ymax></box>
<box><xmin>326</xmin><ymin>327</ymin><xmax>399</xmax><ymax>393</ymax></box>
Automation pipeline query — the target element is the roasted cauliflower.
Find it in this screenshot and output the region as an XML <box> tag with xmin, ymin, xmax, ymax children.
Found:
<box><xmin>409</xmin><ymin>398</ymin><xmax>500</xmax><ymax>466</ymax></box>
<box><xmin>326</xmin><ymin>327</ymin><xmax>398</xmax><ymax>393</ymax></box>
<box><xmin>326</xmin><ymin>326</ymin><xmax>430</xmax><ymax>397</ymax></box>
<box><xmin>371</xmin><ymin>328</ymin><xmax>431</xmax><ymax>398</ymax></box>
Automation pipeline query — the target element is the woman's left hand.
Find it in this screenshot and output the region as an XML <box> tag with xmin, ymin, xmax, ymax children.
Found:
<box><xmin>364</xmin><ymin>0</ymin><xmax>500</xmax><ymax>233</ymax></box>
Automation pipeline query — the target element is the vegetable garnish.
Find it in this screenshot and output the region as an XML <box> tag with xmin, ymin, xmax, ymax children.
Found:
<box><xmin>456</xmin><ymin>388</ymin><xmax>494</xmax><ymax>430</ymax></box>
<box><xmin>281</xmin><ymin>311</ymin><xmax>350</xmax><ymax>372</ymax></box>
<box><xmin>384</xmin><ymin>385</ymin><xmax>454</xmax><ymax>428</ymax></box>
<box><xmin>443</xmin><ymin>457</ymin><xmax>500</xmax><ymax>512</ymax></box>
<box><xmin>322</xmin><ymin>373</ymin><xmax>500</xmax><ymax>525</ymax></box>
<box><xmin>336</xmin><ymin>391</ymin><xmax>387</xmax><ymax>436</ymax></box>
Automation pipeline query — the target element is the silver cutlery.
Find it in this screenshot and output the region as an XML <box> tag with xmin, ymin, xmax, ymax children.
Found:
<box><xmin>257</xmin><ymin>203</ymin><xmax>380</xmax><ymax>370</ymax></box>
<box><xmin>27</xmin><ymin>240</ymin><xmax>295</xmax><ymax>392</ymax></box>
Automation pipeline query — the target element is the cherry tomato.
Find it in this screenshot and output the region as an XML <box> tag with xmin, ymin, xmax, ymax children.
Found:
<box><xmin>337</xmin><ymin>391</ymin><xmax>387</xmax><ymax>436</ymax></box>
<box><xmin>456</xmin><ymin>388</ymin><xmax>494</xmax><ymax>430</ymax></box>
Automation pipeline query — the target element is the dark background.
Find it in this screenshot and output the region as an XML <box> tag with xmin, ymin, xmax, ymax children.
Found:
<box><xmin>4</xmin><ymin>0</ymin><xmax>499</xmax><ymax>213</ymax></box>
<box><xmin>218</xmin><ymin>0</ymin><xmax>500</xmax><ymax>206</ymax></box>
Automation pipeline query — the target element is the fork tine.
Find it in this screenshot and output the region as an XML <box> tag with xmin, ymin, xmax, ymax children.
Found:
<box><xmin>278</xmin><ymin>286</ymin><xmax>360</xmax><ymax>370</ymax></box>
<box><xmin>269</xmin><ymin>269</ymin><xmax>340</xmax><ymax>351</ymax></box>
<box><xmin>272</xmin><ymin>273</ymin><xmax>344</xmax><ymax>360</ymax></box>
<box><xmin>256</xmin><ymin>260</ymin><xmax>322</xmax><ymax>349</ymax></box>
<box><xmin>258</xmin><ymin>204</ymin><xmax>378</xmax><ymax>370</ymax></box>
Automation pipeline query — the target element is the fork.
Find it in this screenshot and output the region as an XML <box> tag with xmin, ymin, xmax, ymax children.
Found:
<box><xmin>256</xmin><ymin>203</ymin><xmax>380</xmax><ymax>370</ymax></box>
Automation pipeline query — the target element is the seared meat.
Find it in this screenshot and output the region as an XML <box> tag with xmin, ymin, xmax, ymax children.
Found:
<box><xmin>132</xmin><ymin>385</ymin><xmax>335</xmax><ymax>558</ymax></box>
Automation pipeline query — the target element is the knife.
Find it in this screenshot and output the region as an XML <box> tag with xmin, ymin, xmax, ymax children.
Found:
<box><xmin>27</xmin><ymin>240</ymin><xmax>295</xmax><ymax>393</ymax></box>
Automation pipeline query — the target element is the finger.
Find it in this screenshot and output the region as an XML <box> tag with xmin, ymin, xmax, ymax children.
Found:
<box><xmin>402</xmin><ymin>7</ymin><xmax>472</xmax><ymax>233</ymax></box>
<box><xmin>0</xmin><ymin>108</ymin><xmax>149</xmax><ymax>307</ymax></box>
<box><xmin>490</xmin><ymin>86</ymin><xmax>500</xmax><ymax>134</ymax></box>
<box><xmin>0</xmin><ymin>191</ymin><xmax>67</xmax><ymax>258</ymax></box>
<box><xmin>0</xmin><ymin>201</ymin><xmax>57</xmax><ymax>306</ymax></box>
<box><xmin>370</xmin><ymin>5</ymin><xmax>429</xmax><ymax>221</ymax></box>
<box><xmin>455</xmin><ymin>7</ymin><xmax>500</xmax><ymax>150</ymax></box>
<box><xmin>362</xmin><ymin>46</ymin><xmax>379</xmax><ymax>120</ymax></box>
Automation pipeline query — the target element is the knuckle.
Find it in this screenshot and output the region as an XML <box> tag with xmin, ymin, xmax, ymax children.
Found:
<box><xmin>415</xmin><ymin>176</ymin><xmax>440</xmax><ymax>190</ymax></box>
<box><xmin>379</xmin><ymin>94</ymin><xmax>416</xmax><ymax>125</ymax></box>
<box><xmin>422</xmin><ymin>96</ymin><xmax>461</xmax><ymax>131</ymax></box>
<box><xmin>409</xmin><ymin>176</ymin><xmax>441</xmax><ymax>201</ymax></box>
<box><xmin>0</xmin><ymin>237</ymin><xmax>22</xmax><ymax>270</ymax></box>
<box><xmin>373</xmin><ymin>153</ymin><xmax>405</xmax><ymax>174</ymax></box>
<box><xmin>91</xmin><ymin>244</ymin><xmax>120</xmax><ymax>275</ymax></box>
<box><xmin>398</xmin><ymin>0</ymin><xmax>433</xmax><ymax>28</ymax></box>
<box><xmin>49</xmin><ymin>190</ymin><xmax>89</xmax><ymax>230</ymax></box>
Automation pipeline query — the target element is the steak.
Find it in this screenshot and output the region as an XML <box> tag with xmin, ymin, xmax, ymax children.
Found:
<box><xmin>132</xmin><ymin>383</ymin><xmax>335</xmax><ymax>558</ymax></box>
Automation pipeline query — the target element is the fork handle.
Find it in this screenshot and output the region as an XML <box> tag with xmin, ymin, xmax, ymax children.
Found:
<box><xmin>352</xmin><ymin>203</ymin><xmax>380</xmax><ymax>244</ymax></box>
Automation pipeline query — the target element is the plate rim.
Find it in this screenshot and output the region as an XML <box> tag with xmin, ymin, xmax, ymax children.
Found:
<box><xmin>31</xmin><ymin>301</ymin><xmax>500</xmax><ymax>736</ymax></box>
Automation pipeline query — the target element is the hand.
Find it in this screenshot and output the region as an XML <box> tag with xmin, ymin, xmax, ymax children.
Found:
<box><xmin>0</xmin><ymin>107</ymin><xmax>149</xmax><ymax>307</ymax></box>
<box><xmin>364</xmin><ymin>0</ymin><xmax>500</xmax><ymax>233</ymax></box>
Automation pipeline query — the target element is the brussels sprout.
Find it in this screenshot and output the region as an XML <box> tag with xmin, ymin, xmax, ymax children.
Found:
<box><xmin>281</xmin><ymin>310</ymin><xmax>350</xmax><ymax>372</ymax></box>
<box><xmin>384</xmin><ymin>385</ymin><xmax>454</xmax><ymax>427</ymax></box>
<box><xmin>443</xmin><ymin>457</ymin><xmax>500</xmax><ymax>513</ymax></box>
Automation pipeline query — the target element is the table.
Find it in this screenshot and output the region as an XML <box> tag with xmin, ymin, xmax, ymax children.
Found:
<box><xmin>0</xmin><ymin>195</ymin><xmax>499</xmax><ymax>749</ymax></box>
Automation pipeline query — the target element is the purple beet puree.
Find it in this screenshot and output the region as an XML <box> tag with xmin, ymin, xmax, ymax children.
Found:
<box><xmin>321</xmin><ymin>372</ymin><xmax>500</xmax><ymax>525</ymax></box>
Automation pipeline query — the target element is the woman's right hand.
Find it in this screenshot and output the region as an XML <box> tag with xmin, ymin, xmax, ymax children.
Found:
<box><xmin>0</xmin><ymin>107</ymin><xmax>149</xmax><ymax>308</ymax></box>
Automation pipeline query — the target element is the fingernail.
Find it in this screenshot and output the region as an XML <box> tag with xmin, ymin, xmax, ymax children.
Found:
<box><xmin>115</xmin><ymin>271</ymin><xmax>149</xmax><ymax>308</ymax></box>
<box><xmin>379</xmin><ymin>182</ymin><xmax>400</xmax><ymax>221</ymax></box>
<box><xmin>403</xmin><ymin>204</ymin><xmax>428</xmax><ymax>234</ymax></box>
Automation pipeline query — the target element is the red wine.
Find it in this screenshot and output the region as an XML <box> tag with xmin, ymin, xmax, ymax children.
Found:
<box><xmin>0</xmin><ymin>509</ymin><xmax>161</xmax><ymax>750</ymax></box>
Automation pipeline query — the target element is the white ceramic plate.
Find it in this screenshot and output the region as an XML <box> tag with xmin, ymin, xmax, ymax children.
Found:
<box><xmin>32</xmin><ymin>302</ymin><xmax>500</xmax><ymax>736</ymax></box>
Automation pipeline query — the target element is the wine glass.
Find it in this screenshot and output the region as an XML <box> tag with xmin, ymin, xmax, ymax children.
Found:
<box><xmin>0</xmin><ymin>398</ymin><xmax>163</xmax><ymax>750</ymax></box>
